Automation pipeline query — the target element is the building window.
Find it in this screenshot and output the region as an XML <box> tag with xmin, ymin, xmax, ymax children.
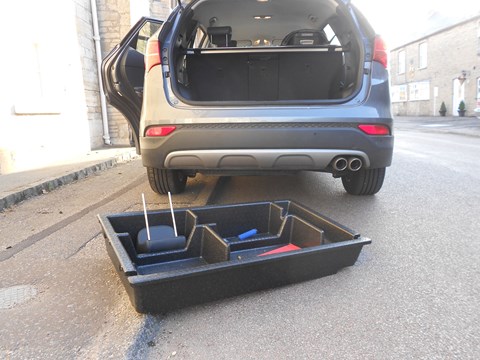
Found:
<box><xmin>419</xmin><ymin>42</ymin><xmax>427</xmax><ymax>69</ymax></box>
<box><xmin>398</xmin><ymin>50</ymin><xmax>405</xmax><ymax>74</ymax></box>
<box><xmin>391</xmin><ymin>84</ymin><xmax>408</xmax><ymax>102</ymax></box>
<box><xmin>408</xmin><ymin>81</ymin><xmax>430</xmax><ymax>101</ymax></box>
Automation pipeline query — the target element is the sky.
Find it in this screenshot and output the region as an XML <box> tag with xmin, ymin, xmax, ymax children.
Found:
<box><xmin>352</xmin><ymin>0</ymin><xmax>480</xmax><ymax>48</ymax></box>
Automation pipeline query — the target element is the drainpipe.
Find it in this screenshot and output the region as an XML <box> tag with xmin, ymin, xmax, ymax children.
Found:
<box><xmin>90</xmin><ymin>0</ymin><xmax>111</xmax><ymax>145</ymax></box>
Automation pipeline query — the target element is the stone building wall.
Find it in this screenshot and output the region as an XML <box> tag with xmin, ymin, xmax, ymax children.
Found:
<box><xmin>74</xmin><ymin>0</ymin><xmax>104</xmax><ymax>149</ymax></box>
<box><xmin>390</xmin><ymin>16</ymin><xmax>480</xmax><ymax>116</ymax></box>
<box><xmin>0</xmin><ymin>0</ymin><xmax>174</xmax><ymax>174</ymax></box>
<box><xmin>0</xmin><ymin>1</ymin><xmax>91</xmax><ymax>174</ymax></box>
<box><xmin>97</xmin><ymin>0</ymin><xmax>132</xmax><ymax>145</ymax></box>
<box><xmin>150</xmin><ymin>0</ymin><xmax>174</xmax><ymax>19</ymax></box>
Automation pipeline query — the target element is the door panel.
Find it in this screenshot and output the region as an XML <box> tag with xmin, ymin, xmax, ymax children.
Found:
<box><xmin>101</xmin><ymin>17</ymin><xmax>163</xmax><ymax>151</ymax></box>
<box><xmin>452</xmin><ymin>78</ymin><xmax>465</xmax><ymax>117</ymax></box>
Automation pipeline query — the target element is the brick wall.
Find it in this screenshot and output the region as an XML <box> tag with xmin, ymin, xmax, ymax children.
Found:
<box><xmin>390</xmin><ymin>16</ymin><xmax>480</xmax><ymax>116</ymax></box>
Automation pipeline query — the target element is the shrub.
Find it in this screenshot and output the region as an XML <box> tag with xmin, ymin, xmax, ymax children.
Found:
<box><xmin>440</xmin><ymin>101</ymin><xmax>447</xmax><ymax>113</ymax></box>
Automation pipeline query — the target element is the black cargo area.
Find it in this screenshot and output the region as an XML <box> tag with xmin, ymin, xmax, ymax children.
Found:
<box><xmin>175</xmin><ymin>48</ymin><xmax>356</xmax><ymax>103</ymax></box>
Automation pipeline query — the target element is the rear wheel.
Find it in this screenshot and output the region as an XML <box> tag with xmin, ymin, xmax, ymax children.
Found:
<box><xmin>147</xmin><ymin>167</ymin><xmax>187</xmax><ymax>194</ymax></box>
<box><xmin>341</xmin><ymin>167</ymin><xmax>386</xmax><ymax>195</ymax></box>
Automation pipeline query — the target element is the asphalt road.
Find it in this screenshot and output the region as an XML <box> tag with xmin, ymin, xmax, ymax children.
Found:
<box><xmin>1</xmin><ymin>129</ymin><xmax>479</xmax><ymax>359</ymax></box>
<box><xmin>144</xmin><ymin>130</ymin><xmax>480</xmax><ymax>359</ymax></box>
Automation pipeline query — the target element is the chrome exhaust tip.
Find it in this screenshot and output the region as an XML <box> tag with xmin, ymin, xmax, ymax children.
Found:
<box><xmin>348</xmin><ymin>157</ymin><xmax>363</xmax><ymax>172</ymax></box>
<box><xmin>333</xmin><ymin>157</ymin><xmax>348</xmax><ymax>172</ymax></box>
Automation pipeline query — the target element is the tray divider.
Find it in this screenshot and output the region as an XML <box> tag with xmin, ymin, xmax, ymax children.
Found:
<box><xmin>184</xmin><ymin>210</ymin><xmax>198</xmax><ymax>237</ymax></box>
<box><xmin>201</xmin><ymin>226</ymin><xmax>230</xmax><ymax>264</ymax></box>
<box><xmin>110</xmin><ymin>233</ymin><xmax>137</xmax><ymax>275</ymax></box>
<box><xmin>228</xmin><ymin>234</ymin><xmax>285</xmax><ymax>252</ymax></box>
<box><xmin>289</xmin><ymin>216</ymin><xmax>325</xmax><ymax>247</ymax></box>
<box><xmin>268</xmin><ymin>203</ymin><xmax>286</xmax><ymax>235</ymax></box>
<box><xmin>287</xmin><ymin>202</ymin><xmax>358</xmax><ymax>241</ymax></box>
<box><xmin>117</xmin><ymin>232</ymin><xmax>138</xmax><ymax>262</ymax></box>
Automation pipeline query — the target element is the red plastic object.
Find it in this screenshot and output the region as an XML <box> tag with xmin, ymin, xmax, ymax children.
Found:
<box><xmin>258</xmin><ymin>244</ymin><xmax>301</xmax><ymax>256</ymax></box>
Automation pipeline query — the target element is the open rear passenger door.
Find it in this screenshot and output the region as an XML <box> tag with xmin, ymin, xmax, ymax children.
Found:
<box><xmin>101</xmin><ymin>17</ymin><xmax>163</xmax><ymax>151</ymax></box>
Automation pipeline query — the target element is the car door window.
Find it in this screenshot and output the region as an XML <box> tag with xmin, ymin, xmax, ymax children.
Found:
<box><xmin>191</xmin><ymin>27</ymin><xmax>207</xmax><ymax>48</ymax></box>
<box><xmin>133</xmin><ymin>21</ymin><xmax>163</xmax><ymax>54</ymax></box>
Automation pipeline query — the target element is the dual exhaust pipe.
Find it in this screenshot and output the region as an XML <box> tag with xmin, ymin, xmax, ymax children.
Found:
<box><xmin>332</xmin><ymin>156</ymin><xmax>363</xmax><ymax>172</ymax></box>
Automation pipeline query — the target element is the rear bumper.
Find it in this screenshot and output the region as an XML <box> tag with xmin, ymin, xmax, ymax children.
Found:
<box><xmin>140</xmin><ymin>123</ymin><xmax>394</xmax><ymax>171</ymax></box>
<box><xmin>164</xmin><ymin>149</ymin><xmax>370</xmax><ymax>170</ymax></box>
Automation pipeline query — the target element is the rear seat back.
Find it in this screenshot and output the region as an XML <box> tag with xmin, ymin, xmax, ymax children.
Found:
<box><xmin>186</xmin><ymin>51</ymin><xmax>343</xmax><ymax>101</ymax></box>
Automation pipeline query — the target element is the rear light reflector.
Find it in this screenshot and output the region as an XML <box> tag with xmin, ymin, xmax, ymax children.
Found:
<box><xmin>358</xmin><ymin>124</ymin><xmax>390</xmax><ymax>135</ymax></box>
<box><xmin>373</xmin><ymin>36</ymin><xmax>388</xmax><ymax>68</ymax></box>
<box><xmin>145</xmin><ymin>38</ymin><xmax>161</xmax><ymax>72</ymax></box>
<box><xmin>145</xmin><ymin>126</ymin><xmax>176</xmax><ymax>137</ymax></box>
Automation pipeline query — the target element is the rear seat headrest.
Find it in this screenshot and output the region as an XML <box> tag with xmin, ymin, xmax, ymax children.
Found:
<box><xmin>207</xmin><ymin>26</ymin><xmax>232</xmax><ymax>36</ymax></box>
<box><xmin>282</xmin><ymin>30</ymin><xmax>329</xmax><ymax>46</ymax></box>
<box><xmin>207</xmin><ymin>26</ymin><xmax>233</xmax><ymax>47</ymax></box>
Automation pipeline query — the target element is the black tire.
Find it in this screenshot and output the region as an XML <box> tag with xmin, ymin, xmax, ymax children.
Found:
<box><xmin>147</xmin><ymin>167</ymin><xmax>187</xmax><ymax>194</ymax></box>
<box><xmin>341</xmin><ymin>167</ymin><xmax>386</xmax><ymax>195</ymax></box>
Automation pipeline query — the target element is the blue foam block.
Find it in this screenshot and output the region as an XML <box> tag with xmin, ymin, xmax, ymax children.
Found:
<box><xmin>238</xmin><ymin>229</ymin><xmax>258</xmax><ymax>240</ymax></box>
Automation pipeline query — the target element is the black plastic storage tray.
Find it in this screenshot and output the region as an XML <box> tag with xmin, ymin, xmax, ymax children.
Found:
<box><xmin>98</xmin><ymin>200</ymin><xmax>371</xmax><ymax>313</ymax></box>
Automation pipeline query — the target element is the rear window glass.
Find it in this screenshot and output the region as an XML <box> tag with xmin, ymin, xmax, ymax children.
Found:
<box><xmin>323</xmin><ymin>24</ymin><xmax>341</xmax><ymax>46</ymax></box>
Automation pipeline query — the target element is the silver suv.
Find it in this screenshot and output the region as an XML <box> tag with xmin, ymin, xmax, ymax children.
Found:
<box><xmin>102</xmin><ymin>0</ymin><xmax>393</xmax><ymax>195</ymax></box>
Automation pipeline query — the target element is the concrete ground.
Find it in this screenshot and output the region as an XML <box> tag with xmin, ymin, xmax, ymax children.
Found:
<box><xmin>394</xmin><ymin>115</ymin><xmax>480</xmax><ymax>137</ymax></box>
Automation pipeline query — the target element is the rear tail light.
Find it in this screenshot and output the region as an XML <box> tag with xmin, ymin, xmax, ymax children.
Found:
<box><xmin>145</xmin><ymin>38</ymin><xmax>161</xmax><ymax>72</ymax></box>
<box><xmin>358</xmin><ymin>124</ymin><xmax>390</xmax><ymax>135</ymax></box>
<box><xmin>145</xmin><ymin>126</ymin><xmax>176</xmax><ymax>137</ymax></box>
<box><xmin>373</xmin><ymin>36</ymin><xmax>388</xmax><ymax>68</ymax></box>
